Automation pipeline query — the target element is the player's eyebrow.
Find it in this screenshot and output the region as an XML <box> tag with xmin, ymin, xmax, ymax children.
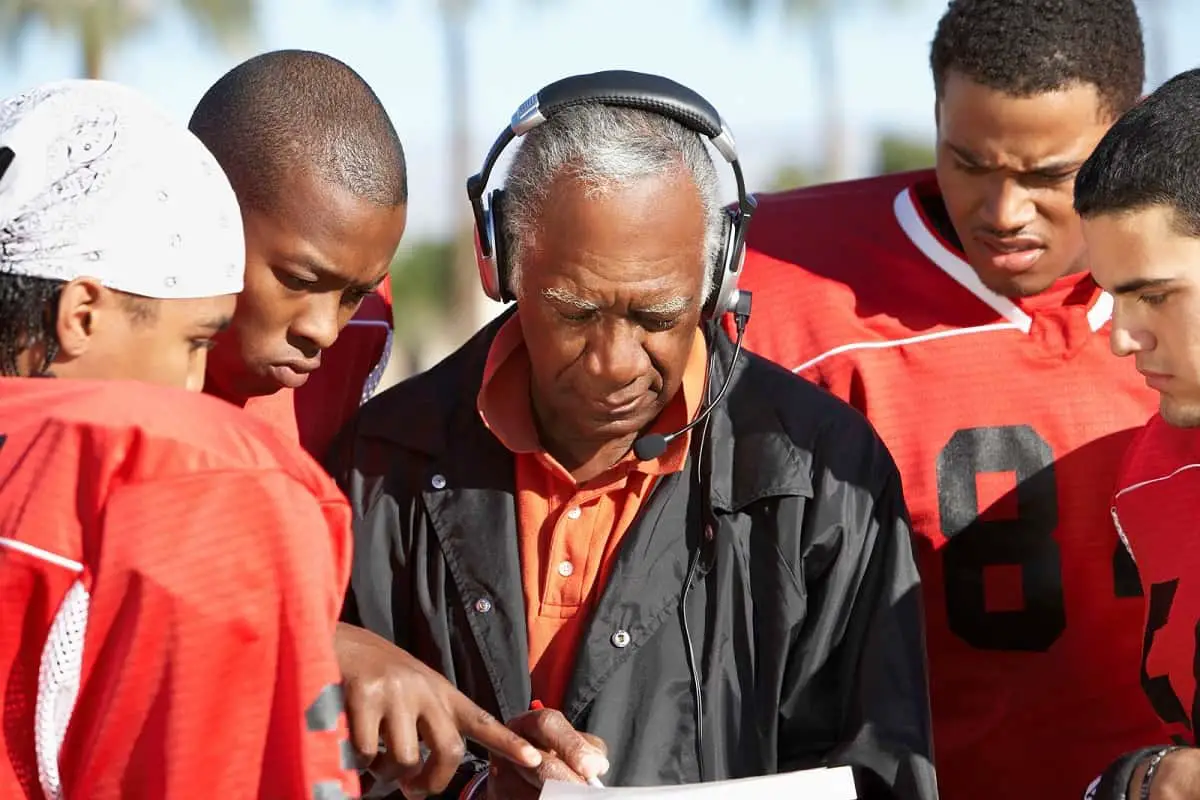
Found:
<box><xmin>1026</xmin><ymin>158</ymin><xmax>1085</xmax><ymax>176</ymax></box>
<box><xmin>541</xmin><ymin>287</ymin><xmax>600</xmax><ymax>311</ymax></box>
<box><xmin>286</xmin><ymin>254</ymin><xmax>381</xmax><ymax>294</ymax></box>
<box><xmin>946</xmin><ymin>142</ymin><xmax>985</xmax><ymax>166</ymax></box>
<box><xmin>196</xmin><ymin>315</ymin><xmax>232</xmax><ymax>333</ymax></box>
<box><xmin>946</xmin><ymin>142</ymin><xmax>1082</xmax><ymax>175</ymax></box>
<box><xmin>1112</xmin><ymin>277</ymin><xmax>1178</xmax><ymax>295</ymax></box>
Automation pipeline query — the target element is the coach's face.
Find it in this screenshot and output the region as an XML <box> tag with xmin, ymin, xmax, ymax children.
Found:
<box><xmin>1085</xmin><ymin>205</ymin><xmax>1200</xmax><ymax>428</ymax></box>
<box><xmin>936</xmin><ymin>70</ymin><xmax>1113</xmax><ymax>298</ymax></box>
<box><xmin>517</xmin><ymin>169</ymin><xmax>706</xmax><ymax>470</ymax></box>
<box><xmin>205</xmin><ymin>168</ymin><xmax>406</xmax><ymax>401</ymax></box>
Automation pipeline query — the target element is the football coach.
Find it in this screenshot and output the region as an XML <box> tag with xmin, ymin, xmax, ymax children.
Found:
<box><xmin>327</xmin><ymin>71</ymin><xmax>936</xmax><ymax>800</ymax></box>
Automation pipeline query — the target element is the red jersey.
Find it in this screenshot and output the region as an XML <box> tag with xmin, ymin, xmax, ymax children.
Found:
<box><xmin>730</xmin><ymin>171</ymin><xmax>1162</xmax><ymax>799</ymax></box>
<box><xmin>0</xmin><ymin>378</ymin><xmax>358</xmax><ymax>799</ymax></box>
<box><xmin>1112</xmin><ymin>414</ymin><xmax>1200</xmax><ymax>745</ymax></box>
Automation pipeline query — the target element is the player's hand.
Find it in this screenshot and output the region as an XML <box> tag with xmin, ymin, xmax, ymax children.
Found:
<box><xmin>1141</xmin><ymin>748</ymin><xmax>1200</xmax><ymax>799</ymax></box>
<box><xmin>334</xmin><ymin>622</ymin><xmax>542</xmax><ymax>798</ymax></box>
<box><xmin>485</xmin><ymin>709</ymin><xmax>609</xmax><ymax>800</ymax></box>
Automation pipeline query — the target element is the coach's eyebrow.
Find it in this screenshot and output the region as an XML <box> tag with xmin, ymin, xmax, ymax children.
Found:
<box><xmin>541</xmin><ymin>287</ymin><xmax>600</xmax><ymax>310</ymax></box>
<box><xmin>636</xmin><ymin>296</ymin><xmax>692</xmax><ymax>315</ymax></box>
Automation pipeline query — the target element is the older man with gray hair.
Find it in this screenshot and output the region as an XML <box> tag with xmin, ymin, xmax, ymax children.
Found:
<box><xmin>328</xmin><ymin>72</ymin><xmax>935</xmax><ymax>800</ymax></box>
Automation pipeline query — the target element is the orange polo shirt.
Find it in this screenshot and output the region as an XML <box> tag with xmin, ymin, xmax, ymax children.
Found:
<box><xmin>477</xmin><ymin>314</ymin><xmax>707</xmax><ymax>710</ymax></box>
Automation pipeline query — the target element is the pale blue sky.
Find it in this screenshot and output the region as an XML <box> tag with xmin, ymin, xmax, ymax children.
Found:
<box><xmin>1</xmin><ymin>0</ymin><xmax>1196</xmax><ymax>241</ymax></box>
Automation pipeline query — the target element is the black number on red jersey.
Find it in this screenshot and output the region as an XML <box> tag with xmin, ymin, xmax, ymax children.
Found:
<box><xmin>936</xmin><ymin>425</ymin><xmax>1143</xmax><ymax>651</ymax></box>
<box><xmin>1140</xmin><ymin>580</ymin><xmax>1192</xmax><ymax>733</ymax></box>
<box><xmin>937</xmin><ymin>426</ymin><xmax>1065</xmax><ymax>650</ymax></box>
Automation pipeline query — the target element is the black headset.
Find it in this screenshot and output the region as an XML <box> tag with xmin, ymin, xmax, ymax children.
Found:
<box><xmin>465</xmin><ymin>70</ymin><xmax>757</xmax><ymax>321</ymax></box>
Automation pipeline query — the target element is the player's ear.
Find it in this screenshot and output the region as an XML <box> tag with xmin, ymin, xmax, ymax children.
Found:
<box><xmin>55</xmin><ymin>277</ymin><xmax>105</xmax><ymax>359</ymax></box>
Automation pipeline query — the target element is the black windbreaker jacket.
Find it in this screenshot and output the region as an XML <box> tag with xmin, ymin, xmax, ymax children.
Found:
<box><xmin>327</xmin><ymin>313</ymin><xmax>938</xmax><ymax>800</ymax></box>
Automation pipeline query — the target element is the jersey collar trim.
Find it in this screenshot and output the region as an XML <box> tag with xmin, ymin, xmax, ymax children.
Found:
<box><xmin>893</xmin><ymin>186</ymin><xmax>1112</xmax><ymax>333</ymax></box>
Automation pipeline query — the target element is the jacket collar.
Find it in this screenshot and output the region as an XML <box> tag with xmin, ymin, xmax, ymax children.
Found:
<box><xmin>703</xmin><ymin>323</ymin><xmax>814</xmax><ymax>509</ymax></box>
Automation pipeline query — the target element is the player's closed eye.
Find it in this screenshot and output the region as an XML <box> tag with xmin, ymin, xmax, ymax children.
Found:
<box><xmin>1138</xmin><ymin>291</ymin><xmax>1171</xmax><ymax>307</ymax></box>
<box><xmin>190</xmin><ymin>338</ymin><xmax>218</xmax><ymax>352</ymax></box>
<box><xmin>954</xmin><ymin>160</ymin><xmax>989</xmax><ymax>176</ymax></box>
<box><xmin>1028</xmin><ymin>169</ymin><xmax>1078</xmax><ymax>186</ymax></box>
<box><xmin>273</xmin><ymin>267</ymin><xmax>317</xmax><ymax>292</ymax></box>
<box><xmin>341</xmin><ymin>288</ymin><xmax>372</xmax><ymax>308</ymax></box>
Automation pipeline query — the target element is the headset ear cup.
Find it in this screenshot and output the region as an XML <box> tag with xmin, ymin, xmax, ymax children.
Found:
<box><xmin>474</xmin><ymin>194</ymin><xmax>504</xmax><ymax>303</ymax></box>
<box><xmin>490</xmin><ymin>189</ymin><xmax>516</xmax><ymax>303</ymax></box>
<box><xmin>703</xmin><ymin>211</ymin><xmax>741</xmax><ymax>321</ymax></box>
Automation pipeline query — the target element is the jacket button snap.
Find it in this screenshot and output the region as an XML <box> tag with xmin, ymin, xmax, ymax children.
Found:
<box><xmin>611</xmin><ymin>629</ymin><xmax>631</xmax><ymax>648</ymax></box>
<box><xmin>431</xmin><ymin>474</ymin><xmax>447</xmax><ymax>490</ymax></box>
<box><xmin>474</xmin><ymin>597</ymin><xmax>492</xmax><ymax>614</ymax></box>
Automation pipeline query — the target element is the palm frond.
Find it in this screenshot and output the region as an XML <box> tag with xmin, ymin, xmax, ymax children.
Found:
<box><xmin>176</xmin><ymin>0</ymin><xmax>257</xmax><ymax>45</ymax></box>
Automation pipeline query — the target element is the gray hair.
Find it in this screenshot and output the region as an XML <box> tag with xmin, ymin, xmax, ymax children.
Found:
<box><xmin>501</xmin><ymin>104</ymin><xmax>724</xmax><ymax>302</ymax></box>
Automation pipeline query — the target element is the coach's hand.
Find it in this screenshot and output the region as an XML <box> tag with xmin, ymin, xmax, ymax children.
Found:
<box><xmin>334</xmin><ymin>622</ymin><xmax>542</xmax><ymax>798</ymax></box>
<box><xmin>485</xmin><ymin>708</ymin><xmax>609</xmax><ymax>800</ymax></box>
<box><xmin>1136</xmin><ymin>747</ymin><xmax>1200</xmax><ymax>799</ymax></box>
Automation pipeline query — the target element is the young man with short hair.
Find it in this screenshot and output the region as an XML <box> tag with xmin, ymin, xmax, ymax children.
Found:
<box><xmin>188</xmin><ymin>51</ymin><xmax>546</xmax><ymax>797</ymax></box>
<box><xmin>728</xmin><ymin>1</ymin><xmax>1161</xmax><ymax>796</ymax></box>
<box><xmin>187</xmin><ymin>49</ymin><xmax>408</xmax><ymax>457</ymax></box>
<box><xmin>1075</xmin><ymin>66</ymin><xmax>1200</xmax><ymax>800</ymax></box>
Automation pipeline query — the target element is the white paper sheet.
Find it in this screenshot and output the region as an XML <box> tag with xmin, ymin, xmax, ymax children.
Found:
<box><xmin>539</xmin><ymin>766</ymin><xmax>857</xmax><ymax>799</ymax></box>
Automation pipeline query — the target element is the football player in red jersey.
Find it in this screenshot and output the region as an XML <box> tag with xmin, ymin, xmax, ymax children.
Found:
<box><xmin>186</xmin><ymin>49</ymin><xmax>406</xmax><ymax>460</ymax></box>
<box><xmin>0</xmin><ymin>78</ymin><xmax>363</xmax><ymax>799</ymax></box>
<box><xmin>1074</xmin><ymin>68</ymin><xmax>1200</xmax><ymax>800</ymax></box>
<box><xmin>0</xmin><ymin>74</ymin><xmax>547</xmax><ymax>800</ymax></box>
<box><xmin>187</xmin><ymin>50</ymin><xmax>559</xmax><ymax>797</ymax></box>
<box><xmin>728</xmin><ymin>1</ymin><xmax>1161</xmax><ymax>797</ymax></box>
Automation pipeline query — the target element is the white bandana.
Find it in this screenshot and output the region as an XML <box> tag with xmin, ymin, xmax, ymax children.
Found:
<box><xmin>0</xmin><ymin>79</ymin><xmax>244</xmax><ymax>299</ymax></box>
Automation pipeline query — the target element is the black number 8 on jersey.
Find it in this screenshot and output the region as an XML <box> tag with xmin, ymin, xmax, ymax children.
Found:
<box><xmin>936</xmin><ymin>425</ymin><xmax>1139</xmax><ymax>652</ymax></box>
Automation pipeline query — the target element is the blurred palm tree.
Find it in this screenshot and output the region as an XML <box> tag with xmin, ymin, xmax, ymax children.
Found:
<box><xmin>0</xmin><ymin>0</ymin><xmax>256</xmax><ymax>80</ymax></box>
<box><xmin>436</xmin><ymin>0</ymin><xmax>556</xmax><ymax>340</ymax></box>
<box><xmin>720</xmin><ymin>0</ymin><xmax>908</xmax><ymax>183</ymax></box>
<box><xmin>439</xmin><ymin>0</ymin><xmax>482</xmax><ymax>340</ymax></box>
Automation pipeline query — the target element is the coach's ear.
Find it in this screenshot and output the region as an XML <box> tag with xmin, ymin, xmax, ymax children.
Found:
<box><xmin>54</xmin><ymin>276</ymin><xmax>105</xmax><ymax>359</ymax></box>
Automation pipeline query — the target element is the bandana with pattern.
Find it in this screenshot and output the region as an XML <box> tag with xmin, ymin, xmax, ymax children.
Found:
<box><xmin>0</xmin><ymin>79</ymin><xmax>244</xmax><ymax>299</ymax></box>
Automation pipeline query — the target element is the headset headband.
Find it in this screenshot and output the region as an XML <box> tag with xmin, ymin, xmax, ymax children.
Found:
<box><xmin>466</xmin><ymin>70</ymin><xmax>756</xmax><ymax>262</ymax></box>
<box><xmin>467</xmin><ymin>71</ymin><xmax>756</xmax><ymax>318</ymax></box>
